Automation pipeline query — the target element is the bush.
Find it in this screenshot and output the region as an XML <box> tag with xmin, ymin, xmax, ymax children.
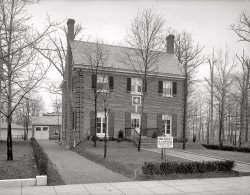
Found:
<box><xmin>118</xmin><ymin>130</ymin><xmax>124</xmax><ymax>139</ymax></box>
<box><xmin>91</xmin><ymin>135</ymin><xmax>98</xmax><ymax>142</ymax></box>
<box><xmin>202</xmin><ymin>144</ymin><xmax>250</xmax><ymax>153</ymax></box>
<box><xmin>116</xmin><ymin>137</ymin><xmax>123</xmax><ymax>142</ymax></box>
<box><xmin>30</xmin><ymin>138</ymin><xmax>48</xmax><ymax>175</ymax></box>
<box><xmin>109</xmin><ymin>137</ymin><xmax>115</xmax><ymax>141</ymax></box>
<box><xmin>141</xmin><ymin>160</ymin><xmax>235</xmax><ymax>175</ymax></box>
<box><xmin>152</xmin><ymin>131</ymin><xmax>157</xmax><ymax>138</ymax></box>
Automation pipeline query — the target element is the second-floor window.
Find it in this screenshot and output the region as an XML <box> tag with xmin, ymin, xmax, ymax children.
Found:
<box><xmin>131</xmin><ymin>78</ymin><xmax>142</xmax><ymax>94</ymax></box>
<box><xmin>97</xmin><ymin>75</ymin><xmax>109</xmax><ymax>92</ymax></box>
<box><xmin>163</xmin><ymin>81</ymin><xmax>172</xmax><ymax>97</ymax></box>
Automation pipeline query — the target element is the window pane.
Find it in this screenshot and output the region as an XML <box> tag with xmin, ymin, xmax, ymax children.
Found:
<box><xmin>43</xmin><ymin>127</ymin><xmax>48</xmax><ymax>131</ymax></box>
<box><xmin>36</xmin><ymin>127</ymin><xmax>41</xmax><ymax>131</ymax></box>
<box><xmin>97</xmin><ymin>127</ymin><xmax>101</xmax><ymax>133</ymax></box>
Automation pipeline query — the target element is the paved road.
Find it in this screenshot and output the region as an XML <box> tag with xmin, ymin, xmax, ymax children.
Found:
<box><xmin>38</xmin><ymin>140</ymin><xmax>129</xmax><ymax>184</ymax></box>
<box><xmin>1</xmin><ymin>176</ymin><xmax>250</xmax><ymax>194</ymax></box>
<box><xmin>145</xmin><ymin>148</ymin><xmax>250</xmax><ymax>173</ymax></box>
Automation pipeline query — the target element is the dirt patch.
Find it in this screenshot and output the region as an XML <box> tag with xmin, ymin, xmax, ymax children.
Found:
<box><xmin>0</xmin><ymin>140</ymin><xmax>37</xmax><ymax>180</ymax></box>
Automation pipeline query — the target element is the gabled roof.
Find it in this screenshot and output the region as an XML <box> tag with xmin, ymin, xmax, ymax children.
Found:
<box><xmin>70</xmin><ymin>41</ymin><xmax>184</xmax><ymax>79</ymax></box>
<box><xmin>31</xmin><ymin>116</ymin><xmax>62</xmax><ymax>126</ymax></box>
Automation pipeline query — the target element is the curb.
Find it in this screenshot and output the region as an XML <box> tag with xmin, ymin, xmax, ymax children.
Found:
<box><xmin>0</xmin><ymin>175</ymin><xmax>47</xmax><ymax>187</ymax></box>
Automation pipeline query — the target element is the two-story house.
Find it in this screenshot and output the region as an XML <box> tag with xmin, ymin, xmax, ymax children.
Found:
<box><xmin>61</xmin><ymin>19</ymin><xmax>185</xmax><ymax>148</ymax></box>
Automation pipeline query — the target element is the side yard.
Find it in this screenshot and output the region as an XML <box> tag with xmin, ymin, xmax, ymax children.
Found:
<box><xmin>0</xmin><ymin>140</ymin><xmax>36</xmax><ymax>180</ymax></box>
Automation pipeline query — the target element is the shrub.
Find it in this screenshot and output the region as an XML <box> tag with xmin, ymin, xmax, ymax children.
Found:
<box><xmin>118</xmin><ymin>130</ymin><xmax>124</xmax><ymax>139</ymax></box>
<box><xmin>91</xmin><ymin>135</ymin><xmax>98</xmax><ymax>142</ymax></box>
<box><xmin>141</xmin><ymin>160</ymin><xmax>235</xmax><ymax>175</ymax></box>
<box><xmin>152</xmin><ymin>131</ymin><xmax>157</xmax><ymax>138</ymax></box>
<box><xmin>116</xmin><ymin>137</ymin><xmax>123</xmax><ymax>142</ymax></box>
<box><xmin>109</xmin><ymin>137</ymin><xmax>115</xmax><ymax>141</ymax></box>
<box><xmin>30</xmin><ymin>138</ymin><xmax>48</xmax><ymax>175</ymax></box>
<box><xmin>202</xmin><ymin>144</ymin><xmax>250</xmax><ymax>153</ymax></box>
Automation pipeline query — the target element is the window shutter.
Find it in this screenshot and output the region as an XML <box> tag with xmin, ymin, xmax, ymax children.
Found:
<box><xmin>92</xmin><ymin>74</ymin><xmax>97</xmax><ymax>89</ymax></box>
<box><xmin>90</xmin><ymin>111</ymin><xmax>95</xmax><ymax>136</ymax></box>
<box><xmin>141</xmin><ymin>113</ymin><xmax>147</xmax><ymax>136</ymax></box>
<box><xmin>109</xmin><ymin>76</ymin><xmax>114</xmax><ymax>91</ymax></box>
<box><xmin>173</xmin><ymin>82</ymin><xmax>177</xmax><ymax>96</ymax></box>
<box><xmin>172</xmin><ymin>114</ymin><xmax>177</xmax><ymax>137</ymax></box>
<box><xmin>157</xmin><ymin>114</ymin><xmax>162</xmax><ymax>136</ymax></box>
<box><xmin>108</xmin><ymin>112</ymin><xmax>114</xmax><ymax>137</ymax></box>
<box><xmin>143</xmin><ymin>79</ymin><xmax>147</xmax><ymax>93</ymax></box>
<box><xmin>125</xmin><ymin>112</ymin><xmax>131</xmax><ymax>136</ymax></box>
<box><xmin>158</xmin><ymin>81</ymin><xmax>163</xmax><ymax>94</ymax></box>
<box><xmin>127</xmin><ymin>78</ymin><xmax>131</xmax><ymax>92</ymax></box>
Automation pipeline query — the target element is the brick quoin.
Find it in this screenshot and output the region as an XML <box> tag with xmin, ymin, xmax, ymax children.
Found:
<box><xmin>61</xmin><ymin>19</ymin><xmax>185</xmax><ymax>147</ymax></box>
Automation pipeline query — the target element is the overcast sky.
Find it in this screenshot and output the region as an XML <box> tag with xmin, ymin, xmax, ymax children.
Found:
<box><xmin>28</xmin><ymin>0</ymin><xmax>250</xmax><ymax>112</ymax></box>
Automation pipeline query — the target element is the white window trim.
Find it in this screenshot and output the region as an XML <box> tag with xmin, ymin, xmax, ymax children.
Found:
<box><xmin>162</xmin><ymin>81</ymin><xmax>173</xmax><ymax>97</ymax></box>
<box><xmin>131</xmin><ymin>113</ymin><xmax>141</xmax><ymax>132</ymax></box>
<box><xmin>96</xmin><ymin>112</ymin><xmax>109</xmax><ymax>138</ymax></box>
<box><xmin>131</xmin><ymin>78</ymin><xmax>142</xmax><ymax>95</ymax></box>
<box><xmin>35</xmin><ymin>126</ymin><xmax>49</xmax><ymax>132</ymax></box>
<box><xmin>97</xmin><ymin>74</ymin><xmax>109</xmax><ymax>93</ymax></box>
<box><xmin>162</xmin><ymin>115</ymin><xmax>172</xmax><ymax>136</ymax></box>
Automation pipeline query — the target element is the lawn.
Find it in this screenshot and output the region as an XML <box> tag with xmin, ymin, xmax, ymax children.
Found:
<box><xmin>73</xmin><ymin>140</ymin><xmax>239</xmax><ymax>180</ymax></box>
<box><xmin>0</xmin><ymin>140</ymin><xmax>37</xmax><ymax>180</ymax></box>
<box><xmin>174</xmin><ymin>142</ymin><xmax>250</xmax><ymax>163</ymax></box>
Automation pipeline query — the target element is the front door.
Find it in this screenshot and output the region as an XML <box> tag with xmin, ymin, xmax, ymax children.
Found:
<box><xmin>35</xmin><ymin>126</ymin><xmax>49</xmax><ymax>139</ymax></box>
<box><xmin>162</xmin><ymin>115</ymin><xmax>172</xmax><ymax>136</ymax></box>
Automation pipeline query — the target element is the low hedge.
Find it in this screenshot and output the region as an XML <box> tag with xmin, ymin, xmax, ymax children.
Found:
<box><xmin>142</xmin><ymin>160</ymin><xmax>235</xmax><ymax>175</ymax></box>
<box><xmin>30</xmin><ymin>138</ymin><xmax>48</xmax><ymax>175</ymax></box>
<box><xmin>202</xmin><ymin>144</ymin><xmax>250</xmax><ymax>153</ymax></box>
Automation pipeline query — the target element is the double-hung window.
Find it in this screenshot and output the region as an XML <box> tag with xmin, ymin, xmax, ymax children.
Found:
<box><xmin>97</xmin><ymin>75</ymin><xmax>109</xmax><ymax>92</ymax></box>
<box><xmin>131</xmin><ymin>78</ymin><xmax>142</xmax><ymax>94</ymax></box>
<box><xmin>96</xmin><ymin>112</ymin><xmax>108</xmax><ymax>137</ymax></box>
<box><xmin>163</xmin><ymin>81</ymin><xmax>172</xmax><ymax>97</ymax></box>
<box><xmin>131</xmin><ymin>113</ymin><xmax>141</xmax><ymax>129</ymax></box>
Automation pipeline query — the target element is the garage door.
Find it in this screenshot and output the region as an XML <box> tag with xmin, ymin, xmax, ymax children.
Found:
<box><xmin>34</xmin><ymin>126</ymin><xmax>49</xmax><ymax>139</ymax></box>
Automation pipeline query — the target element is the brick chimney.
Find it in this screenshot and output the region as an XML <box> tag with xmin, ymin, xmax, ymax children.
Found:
<box><xmin>166</xmin><ymin>34</ymin><xmax>175</xmax><ymax>54</ymax></box>
<box><xmin>67</xmin><ymin>19</ymin><xmax>75</xmax><ymax>40</ymax></box>
<box><xmin>65</xmin><ymin>18</ymin><xmax>75</xmax><ymax>148</ymax></box>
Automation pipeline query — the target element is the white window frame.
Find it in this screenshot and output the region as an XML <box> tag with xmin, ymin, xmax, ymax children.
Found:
<box><xmin>131</xmin><ymin>113</ymin><xmax>141</xmax><ymax>132</ymax></box>
<box><xmin>35</xmin><ymin>126</ymin><xmax>41</xmax><ymax>131</ymax></box>
<box><xmin>97</xmin><ymin>74</ymin><xmax>109</xmax><ymax>92</ymax></box>
<box><xmin>42</xmin><ymin>126</ymin><xmax>49</xmax><ymax>131</ymax></box>
<box><xmin>96</xmin><ymin>112</ymin><xmax>108</xmax><ymax>138</ymax></box>
<box><xmin>163</xmin><ymin>81</ymin><xmax>173</xmax><ymax>97</ymax></box>
<box><xmin>131</xmin><ymin>78</ymin><xmax>142</xmax><ymax>95</ymax></box>
<box><xmin>162</xmin><ymin>115</ymin><xmax>172</xmax><ymax>136</ymax></box>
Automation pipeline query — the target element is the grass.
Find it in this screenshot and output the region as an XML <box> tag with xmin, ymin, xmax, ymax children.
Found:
<box><xmin>0</xmin><ymin>140</ymin><xmax>37</xmax><ymax>180</ymax></box>
<box><xmin>174</xmin><ymin>142</ymin><xmax>250</xmax><ymax>163</ymax></box>
<box><xmin>47</xmin><ymin>158</ymin><xmax>65</xmax><ymax>186</ymax></box>
<box><xmin>72</xmin><ymin>140</ymin><xmax>239</xmax><ymax>180</ymax></box>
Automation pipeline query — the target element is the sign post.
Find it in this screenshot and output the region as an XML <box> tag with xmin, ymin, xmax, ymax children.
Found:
<box><xmin>157</xmin><ymin>136</ymin><xmax>173</xmax><ymax>160</ymax></box>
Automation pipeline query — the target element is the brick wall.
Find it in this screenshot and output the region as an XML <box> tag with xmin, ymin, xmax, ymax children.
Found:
<box><xmin>73</xmin><ymin>70</ymin><xmax>184</xmax><ymax>139</ymax></box>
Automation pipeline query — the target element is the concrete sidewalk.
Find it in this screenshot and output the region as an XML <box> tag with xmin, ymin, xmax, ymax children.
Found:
<box><xmin>38</xmin><ymin>140</ymin><xmax>129</xmax><ymax>184</ymax></box>
<box><xmin>146</xmin><ymin>148</ymin><xmax>250</xmax><ymax>173</ymax></box>
<box><xmin>1</xmin><ymin>176</ymin><xmax>250</xmax><ymax>194</ymax></box>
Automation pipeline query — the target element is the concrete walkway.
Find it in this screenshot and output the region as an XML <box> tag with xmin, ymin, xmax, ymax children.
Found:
<box><xmin>145</xmin><ymin>148</ymin><xmax>250</xmax><ymax>173</ymax></box>
<box><xmin>38</xmin><ymin>140</ymin><xmax>129</xmax><ymax>184</ymax></box>
<box><xmin>1</xmin><ymin>176</ymin><xmax>250</xmax><ymax>194</ymax></box>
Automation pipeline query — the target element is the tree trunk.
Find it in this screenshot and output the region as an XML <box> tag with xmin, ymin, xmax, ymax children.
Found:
<box><xmin>138</xmin><ymin>90</ymin><xmax>145</xmax><ymax>152</ymax></box>
<box><xmin>94</xmin><ymin>93</ymin><xmax>97</xmax><ymax>147</ymax></box>
<box><xmin>245</xmin><ymin>92</ymin><xmax>249</xmax><ymax>142</ymax></box>
<box><xmin>104</xmin><ymin>107</ymin><xmax>107</xmax><ymax>158</ymax></box>
<box><xmin>7</xmin><ymin>119</ymin><xmax>13</xmax><ymax>160</ymax></box>
<box><xmin>182</xmin><ymin>75</ymin><xmax>188</xmax><ymax>149</ymax></box>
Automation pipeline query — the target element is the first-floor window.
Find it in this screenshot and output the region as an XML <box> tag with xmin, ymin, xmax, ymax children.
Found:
<box><xmin>96</xmin><ymin>112</ymin><xmax>108</xmax><ymax>137</ymax></box>
<box><xmin>162</xmin><ymin>115</ymin><xmax>172</xmax><ymax>135</ymax></box>
<box><xmin>54</xmin><ymin>130</ymin><xmax>59</xmax><ymax>135</ymax></box>
<box><xmin>131</xmin><ymin>113</ymin><xmax>141</xmax><ymax>128</ymax></box>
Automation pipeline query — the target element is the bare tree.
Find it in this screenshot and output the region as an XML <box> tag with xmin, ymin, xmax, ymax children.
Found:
<box><xmin>231</xmin><ymin>10</ymin><xmax>250</xmax><ymax>43</ymax></box>
<box><xmin>121</xmin><ymin>8</ymin><xmax>165</xmax><ymax>151</ymax></box>
<box><xmin>0</xmin><ymin>0</ymin><xmax>52</xmax><ymax>160</ymax></box>
<box><xmin>213</xmin><ymin>48</ymin><xmax>236</xmax><ymax>147</ymax></box>
<box><xmin>235</xmin><ymin>52</ymin><xmax>250</xmax><ymax>147</ymax></box>
<box><xmin>174</xmin><ymin>31</ymin><xmax>206</xmax><ymax>149</ymax></box>
<box><xmin>83</xmin><ymin>40</ymin><xmax>111</xmax><ymax>147</ymax></box>
<box><xmin>205</xmin><ymin>48</ymin><xmax>217</xmax><ymax>144</ymax></box>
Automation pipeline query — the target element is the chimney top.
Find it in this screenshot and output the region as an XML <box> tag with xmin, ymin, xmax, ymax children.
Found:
<box><xmin>166</xmin><ymin>34</ymin><xmax>175</xmax><ymax>54</ymax></box>
<box><xmin>67</xmin><ymin>19</ymin><xmax>75</xmax><ymax>25</ymax></box>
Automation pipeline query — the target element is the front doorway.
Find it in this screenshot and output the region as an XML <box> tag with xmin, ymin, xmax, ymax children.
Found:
<box><xmin>162</xmin><ymin>115</ymin><xmax>172</xmax><ymax>136</ymax></box>
<box><xmin>96</xmin><ymin>112</ymin><xmax>108</xmax><ymax>138</ymax></box>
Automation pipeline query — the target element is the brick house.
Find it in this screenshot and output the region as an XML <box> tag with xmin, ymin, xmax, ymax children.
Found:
<box><xmin>61</xmin><ymin>19</ymin><xmax>184</xmax><ymax>148</ymax></box>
